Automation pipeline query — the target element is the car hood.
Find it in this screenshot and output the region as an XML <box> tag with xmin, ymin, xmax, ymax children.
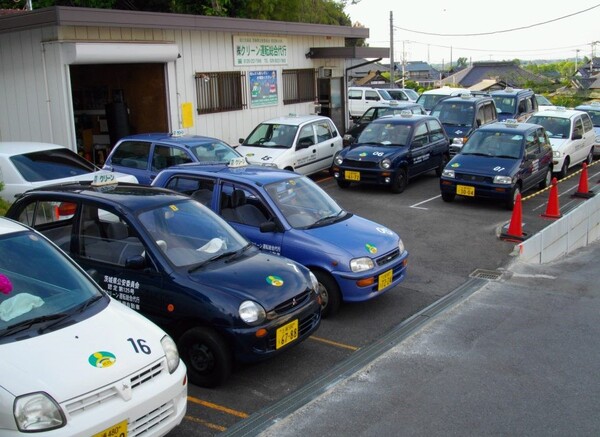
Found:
<box><xmin>548</xmin><ymin>138</ymin><xmax>569</xmax><ymax>151</ymax></box>
<box><xmin>188</xmin><ymin>251</ymin><xmax>310</xmax><ymax>309</ymax></box>
<box><xmin>0</xmin><ymin>300</ymin><xmax>166</xmax><ymax>401</ymax></box>
<box><xmin>343</xmin><ymin>144</ymin><xmax>406</xmax><ymax>162</ymax></box>
<box><xmin>301</xmin><ymin>214</ymin><xmax>400</xmax><ymax>259</ymax></box>
<box><xmin>448</xmin><ymin>154</ymin><xmax>518</xmax><ymax>177</ymax></box>
<box><xmin>237</xmin><ymin>146</ymin><xmax>288</xmax><ymax>166</ymax></box>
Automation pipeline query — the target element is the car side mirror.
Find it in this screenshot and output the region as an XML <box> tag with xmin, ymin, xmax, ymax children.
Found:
<box><xmin>476</xmin><ymin>119</ymin><xmax>482</xmax><ymax>127</ymax></box>
<box><xmin>260</xmin><ymin>221</ymin><xmax>279</xmax><ymax>233</ymax></box>
<box><xmin>124</xmin><ymin>255</ymin><xmax>146</xmax><ymax>269</ymax></box>
<box><xmin>238</xmin><ymin>138</ymin><xmax>245</xmax><ymax>144</ymax></box>
<box><xmin>571</xmin><ymin>133</ymin><xmax>582</xmax><ymax>140</ymax></box>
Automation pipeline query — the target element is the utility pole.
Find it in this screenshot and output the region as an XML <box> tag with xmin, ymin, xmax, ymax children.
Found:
<box><xmin>389</xmin><ymin>11</ymin><xmax>394</xmax><ymax>88</ymax></box>
<box><xmin>575</xmin><ymin>49</ymin><xmax>580</xmax><ymax>74</ymax></box>
<box><xmin>402</xmin><ymin>40</ymin><xmax>406</xmax><ymax>88</ymax></box>
<box><xmin>26</xmin><ymin>0</ymin><xmax>33</xmax><ymax>10</ymax></box>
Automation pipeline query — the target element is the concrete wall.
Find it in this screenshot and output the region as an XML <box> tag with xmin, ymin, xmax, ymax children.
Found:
<box><xmin>518</xmin><ymin>193</ymin><xmax>600</xmax><ymax>263</ymax></box>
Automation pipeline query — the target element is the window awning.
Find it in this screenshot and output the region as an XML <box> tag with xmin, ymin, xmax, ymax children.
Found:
<box><xmin>62</xmin><ymin>42</ymin><xmax>179</xmax><ymax>64</ymax></box>
<box><xmin>306</xmin><ymin>46</ymin><xmax>389</xmax><ymax>59</ymax></box>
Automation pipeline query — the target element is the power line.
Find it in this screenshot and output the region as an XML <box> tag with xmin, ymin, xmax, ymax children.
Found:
<box><xmin>392</xmin><ymin>3</ymin><xmax>600</xmax><ymax>37</ymax></box>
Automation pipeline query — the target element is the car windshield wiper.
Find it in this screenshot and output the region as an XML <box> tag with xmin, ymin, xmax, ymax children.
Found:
<box><xmin>2</xmin><ymin>313</ymin><xmax>70</xmax><ymax>337</ymax></box>
<box><xmin>308</xmin><ymin>210</ymin><xmax>346</xmax><ymax>229</ymax></box>
<box><xmin>188</xmin><ymin>244</ymin><xmax>251</xmax><ymax>273</ymax></box>
<box><xmin>77</xmin><ymin>294</ymin><xmax>104</xmax><ymax>313</ymax></box>
<box><xmin>495</xmin><ymin>155</ymin><xmax>517</xmax><ymax>159</ymax></box>
<box><xmin>462</xmin><ymin>152</ymin><xmax>492</xmax><ymax>157</ymax></box>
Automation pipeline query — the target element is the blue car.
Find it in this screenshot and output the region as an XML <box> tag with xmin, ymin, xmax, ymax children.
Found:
<box><xmin>5</xmin><ymin>181</ymin><xmax>321</xmax><ymax>387</ymax></box>
<box><xmin>332</xmin><ymin>112</ymin><xmax>450</xmax><ymax>193</ymax></box>
<box><xmin>152</xmin><ymin>161</ymin><xmax>409</xmax><ymax>317</ymax></box>
<box><xmin>102</xmin><ymin>131</ymin><xmax>241</xmax><ymax>185</ymax></box>
<box><xmin>440</xmin><ymin>120</ymin><xmax>553</xmax><ymax>210</ymax></box>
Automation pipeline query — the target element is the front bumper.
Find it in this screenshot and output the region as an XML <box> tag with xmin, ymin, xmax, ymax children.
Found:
<box><xmin>440</xmin><ymin>178</ymin><xmax>513</xmax><ymax>202</ymax></box>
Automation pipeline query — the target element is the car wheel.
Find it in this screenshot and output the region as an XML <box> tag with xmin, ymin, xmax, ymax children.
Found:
<box><xmin>557</xmin><ymin>158</ymin><xmax>569</xmax><ymax>179</ymax></box>
<box><xmin>390</xmin><ymin>168</ymin><xmax>408</xmax><ymax>193</ymax></box>
<box><xmin>178</xmin><ymin>327</ymin><xmax>232</xmax><ymax>388</ymax></box>
<box><xmin>441</xmin><ymin>192</ymin><xmax>455</xmax><ymax>202</ymax></box>
<box><xmin>506</xmin><ymin>184</ymin><xmax>521</xmax><ymax>210</ymax></box>
<box><xmin>539</xmin><ymin>168</ymin><xmax>552</xmax><ymax>189</ymax></box>
<box><xmin>585</xmin><ymin>148</ymin><xmax>593</xmax><ymax>165</ymax></box>
<box><xmin>336</xmin><ymin>179</ymin><xmax>351</xmax><ymax>189</ymax></box>
<box><xmin>312</xmin><ymin>269</ymin><xmax>341</xmax><ymax>318</ymax></box>
<box><xmin>435</xmin><ymin>154</ymin><xmax>449</xmax><ymax>177</ymax></box>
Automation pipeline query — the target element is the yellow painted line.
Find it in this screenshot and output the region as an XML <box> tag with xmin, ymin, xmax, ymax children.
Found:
<box><xmin>309</xmin><ymin>335</ymin><xmax>359</xmax><ymax>351</ymax></box>
<box><xmin>522</xmin><ymin>160</ymin><xmax>599</xmax><ymax>202</ymax></box>
<box><xmin>187</xmin><ymin>396</ymin><xmax>249</xmax><ymax>418</ymax></box>
<box><xmin>184</xmin><ymin>415</ymin><xmax>227</xmax><ymax>432</ymax></box>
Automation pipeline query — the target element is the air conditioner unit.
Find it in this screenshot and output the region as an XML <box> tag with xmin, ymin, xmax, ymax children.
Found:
<box><xmin>318</xmin><ymin>67</ymin><xmax>339</xmax><ymax>78</ymax></box>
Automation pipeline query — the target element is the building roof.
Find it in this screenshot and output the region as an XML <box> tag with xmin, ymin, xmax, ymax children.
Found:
<box><xmin>440</xmin><ymin>61</ymin><xmax>545</xmax><ymax>88</ymax></box>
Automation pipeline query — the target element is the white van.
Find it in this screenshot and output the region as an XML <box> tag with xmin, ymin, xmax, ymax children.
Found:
<box><xmin>347</xmin><ymin>87</ymin><xmax>395</xmax><ymax>118</ymax></box>
<box><xmin>416</xmin><ymin>86</ymin><xmax>466</xmax><ymax>114</ymax></box>
<box><xmin>0</xmin><ymin>217</ymin><xmax>187</xmax><ymax>436</ymax></box>
<box><xmin>237</xmin><ymin>114</ymin><xmax>343</xmax><ymax>175</ymax></box>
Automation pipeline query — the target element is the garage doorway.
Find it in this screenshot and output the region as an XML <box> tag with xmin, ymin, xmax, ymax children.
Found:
<box><xmin>70</xmin><ymin>63</ymin><xmax>169</xmax><ymax>165</ymax></box>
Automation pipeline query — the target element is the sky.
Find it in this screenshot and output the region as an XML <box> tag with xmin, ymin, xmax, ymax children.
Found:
<box><xmin>344</xmin><ymin>0</ymin><xmax>600</xmax><ymax>66</ymax></box>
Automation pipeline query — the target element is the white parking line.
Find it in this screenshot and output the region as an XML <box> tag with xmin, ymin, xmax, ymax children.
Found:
<box><xmin>410</xmin><ymin>194</ymin><xmax>441</xmax><ymax>210</ymax></box>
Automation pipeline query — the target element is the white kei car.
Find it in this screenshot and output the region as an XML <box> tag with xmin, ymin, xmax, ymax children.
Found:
<box><xmin>0</xmin><ymin>142</ymin><xmax>138</xmax><ymax>202</ymax></box>
<box><xmin>0</xmin><ymin>217</ymin><xmax>187</xmax><ymax>436</ymax></box>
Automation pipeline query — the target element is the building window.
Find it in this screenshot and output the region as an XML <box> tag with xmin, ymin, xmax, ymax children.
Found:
<box><xmin>195</xmin><ymin>71</ymin><xmax>247</xmax><ymax>114</ymax></box>
<box><xmin>282</xmin><ymin>68</ymin><xmax>316</xmax><ymax>105</ymax></box>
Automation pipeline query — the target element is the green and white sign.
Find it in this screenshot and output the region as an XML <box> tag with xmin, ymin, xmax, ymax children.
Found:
<box><xmin>234</xmin><ymin>36</ymin><xmax>287</xmax><ymax>66</ymax></box>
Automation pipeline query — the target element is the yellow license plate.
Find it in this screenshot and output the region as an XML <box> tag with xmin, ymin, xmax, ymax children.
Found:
<box><xmin>378</xmin><ymin>269</ymin><xmax>393</xmax><ymax>291</ymax></box>
<box><xmin>457</xmin><ymin>184</ymin><xmax>475</xmax><ymax>196</ymax></box>
<box><xmin>345</xmin><ymin>170</ymin><xmax>361</xmax><ymax>181</ymax></box>
<box><xmin>276</xmin><ymin>319</ymin><xmax>299</xmax><ymax>349</ymax></box>
<box><xmin>93</xmin><ymin>420</ymin><xmax>127</xmax><ymax>437</ymax></box>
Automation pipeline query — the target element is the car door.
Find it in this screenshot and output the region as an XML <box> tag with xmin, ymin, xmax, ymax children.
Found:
<box><xmin>106</xmin><ymin>140</ymin><xmax>152</xmax><ymax>183</ymax></box>
<box><xmin>520</xmin><ymin>129</ymin><xmax>544</xmax><ymax>191</ymax></box>
<box><xmin>407</xmin><ymin>122</ymin><xmax>433</xmax><ymax>176</ymax></box>
<box><xmin>292</xmin><ymin>123</ymin><xmax>320</xmax><ymax>175</ymax></box>
<box><xmin>426</xmin><ymin>118</ymin><xmax>448</xmax><ymax>171</ymax></box>
<box><xmin>314</xmin><ymin>119</ymin><xmax>342</xmax><ymax>172</ymax></box>
<box><xmin>149</xmin><ymin>144</ymin><xmax>194</xmax><ymax>184</ymax></box>
<box><xmin>570</xmin><ymin>116</ymin><xmax>588</xmax><ymax>165</ymax></box>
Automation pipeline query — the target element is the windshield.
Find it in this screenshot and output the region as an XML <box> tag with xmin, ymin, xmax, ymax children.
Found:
<box><xmin>244</xmin><ymin>123</ymin><xmax>298</xmax><ymax>148</ymax></box>
<box><xmin>430</xmin><ymin>101</ymin><xmax>475</xmax><ymax>127</ymax></box>
<box><xmin>137</xmin><ymin>199</ymin><xmax>249</xmax><ymax>267</ymax></box>
<box><xmin>190</xmin><ymin>141</ymin><xmax>240</xmax><ymax>162</ymax></box>
<box><xmin>416</xmin><ymin>94</ymin><xmax>448</xmax><ymax>112</ymax></box>
<box><xmin>265</xmin><ymin>176</ymin><xmax>346</xmax><ymax>229</ymax></box>
<box><xmin>581</xmin><ymin>109</ymin><xmax>600</xmax><ymax>126</ymax></box>
<box><xmin>492</xmin><ymin>96</ymin><xmax>517</xmax><ymax>115</ymax></box>
<box><xmin>403</xmin><ymin>89</ymin><xmax>419</xmax><ymax>100</ymax></box>
<box><xmin>10</xmin><ymin>148</ymin><xmax>96</xmax><ymax>182</ymax></box>
<box><xmin>461</xmin><ymin>131</ymin><xmax>523</xmax><ymax>158</ymax></box>
<box><xmin>527</xmin><ymin>115</ymin><xmax>570</xmax><ymax>139</ymax></box>
<box><xmin>0</xmin><ymin>230</ymin><xmax>103</xmax><ymax>341</ymax></box>
<box><xmin>357</xmin><ymin>122</ymin><xmax>412</xmax><ymax>146</ymax></box>
<box><xmin>536</xmin><ymin>95</ymin><xmax>553</xmax><ymax>106</ymax></box>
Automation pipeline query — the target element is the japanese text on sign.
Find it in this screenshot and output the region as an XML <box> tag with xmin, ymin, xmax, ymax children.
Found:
<box><xmin>233</xmin><ymin>36</ymin><xmax>288</xmax><ymax>66</ymax></box>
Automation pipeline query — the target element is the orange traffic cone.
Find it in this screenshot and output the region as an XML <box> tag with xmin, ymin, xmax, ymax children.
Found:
<box><xmin>500</xmin><ymin>193</ymin><xmax>526</xmax><ymax>241</ymax></box>
<box><xmin>541</xmin><ymin>177</ymin><xmax>562</xmax><ymax>219</ymax></box>
<box><xmin>573</xmin><ymin>162</ymin><xmax>595</xmax><ymax>198</ymax></box>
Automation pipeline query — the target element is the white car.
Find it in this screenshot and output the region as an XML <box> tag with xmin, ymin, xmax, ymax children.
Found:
<box><xmin>416</xmin><ymin>86</ymin><xmax>466</xmax><ymax>114</ymax></box>
<box><xmin>0</xmin><ymin>217</ymin><xmax>187</xmax><ymax>436</ymax></box>
<box><xmin>347</xmin><ymin>87</ymin><xmax>396</xmax><ymax>118</ymax></box>
<box><xmin>574</xmin><ymin>101</ymin><xmax>600</xmax><ymax>156</ymax></box>
<box><xmin>0</xmin><ymin>142</ymin><xmax>138</xmax><ymax>202</ymax></box>
<box><xmin>237</xmin><ymin>115</ymin><xmax>343</xmax><ymax>176</ymax></box>
<box><xmin>528</xmin><ymin>108</ymin><xmax>596</xmax><ymax>178</ymax></box>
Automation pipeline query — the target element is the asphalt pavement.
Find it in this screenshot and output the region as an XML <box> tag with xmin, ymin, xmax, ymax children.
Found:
<box><xmin>223</xmin><ymin>240</ymin><xmax>600</xmax><ymax>436</ymax></box>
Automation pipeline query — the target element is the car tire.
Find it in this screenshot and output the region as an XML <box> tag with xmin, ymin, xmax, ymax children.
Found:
<box><xmin>506</xmin><ymin>184</ymin><xmax>521</xmax><ymax>210</ymax></box>
<box><xmin>557</xmin><ymin>158</ymin><xmax>569</xmax><ymax>179</ymax></box>
<box><xmin>585</xmin><ymin>148</ymin><xmax>593</xmax><ymax>166</ymax></box>
<box><xmin>390</xmin><ymin>168</ymin><xmax>408</xmax><ymax>193</ymax></box>
<box><xmin>336</xmin><ymin>179</ymin><xmax>351</xmax><ymax>189</ymax></box>
<box><xmin>435</xmin><ymin>154</ymin><xmax>449</xmax><ymax>177</ymax></box>
<box><xmin>441</xmin><ymin>192</ymin><xmax>455</xmax><ymax>202</ymax></box>
<box><xmin>178</xmin><ymin>327</ymin><xmax>232</xmax><ymax>388</ymax></box>
<box><xmin>539</xmin><ymin>168</ymin><xmax>552</xmax><ymax>189</ymax></box>
<box><xmin>312</xmin><ymin>269</ymin><xmax>341</xmax><ymax>318</ymax></box>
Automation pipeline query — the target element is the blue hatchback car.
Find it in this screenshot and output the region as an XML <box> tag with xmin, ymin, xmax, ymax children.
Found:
<box><xmin>102</xmin><ymin>131</ymin><xmax>241</xmax><ymax>185</ymax></box>
<box><xmin>152</xmin><ymin>161</ymin><xmax>409</xmax><ymax>317</ymax></box>
<box><xmin>6</xmin><ymin>181</ymin><xmax>321</xmax><ymax>387</ymax></box>
<box><xmin>440</xmin><ymin>120</ymin><xmax>553</xmax><ymax>210</ymax></box>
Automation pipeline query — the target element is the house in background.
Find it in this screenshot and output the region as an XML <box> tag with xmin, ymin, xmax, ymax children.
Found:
<box><xmin>573</xmin><ymin>57</ymin><xmax>600</xmax><ymax>90</ymax></box>
<box><xmin>439</xmin><ymin>61</ymin><xmax>546</xmax><ymax>89</ymax></box>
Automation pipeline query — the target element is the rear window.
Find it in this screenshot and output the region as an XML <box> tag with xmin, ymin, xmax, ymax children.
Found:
<box><xmin>109</xmin><ymin>141</ymin><xmax>150</xmax><ymax>170</ymax></box>
<box><xmin>10</xmin><ymin>149</ymin><xmax>95</xmax><ymax>182</ymax></box>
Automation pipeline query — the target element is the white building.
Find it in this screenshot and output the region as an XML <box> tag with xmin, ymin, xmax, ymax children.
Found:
<box><xmin>0</xmin><ymin>6</ymin><xmax>386</xmax><ymax>161</ymax></box>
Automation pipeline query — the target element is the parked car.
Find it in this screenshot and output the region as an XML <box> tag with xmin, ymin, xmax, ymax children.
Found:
<box><xmin>5</xmin><ymin>180</ymin><xmax>321</xmax><ymax>387</ymax></box>
<box><xmin>102</xmin><ymin>131</ymin><xmax>241</xmax><ymax>185</ymax></box>
<box><xmin>386</xmin><ymin>88</ymin><xmax>419</xmax><ymax>103</ymax></box>
<box><xmin>236</xmin><ymin>115</ymin><xmax>343</xmax><ymax>176</ymax></box>
<box><xmin>527</xmin><ymin>108</ymin><xmax>596</xmax><ymax>178</ymax></box>
<box><xmin>0</xmin><ymin>142</ymin><xmax>138</xmax><ymax>202</ymax></box>
<box><xmin>0</xmin><ymin>216</ymin><xmax>187</xmax><ymax>436</ymax></box>
<box><xmin>347</xmin><ymin>87</ymin><xmax>396</xmax><ymax>119</ymax></box>
<box><xmin>343</xmin><ymin>101</ymin><xmax>426</xmax><ymax>146</ymax></box>
<box><xmin>152</xmin><ymin>161</ymin><xmax>409</xmax><ymax>317</ymax></box>
<box><xmin>574</xmin><ymin>101</ymin><xmax>600</xmax><ymax>156</ymax></box>
<box><xmin>332</xmin><ymin>112</ymin><xmax>450</xmax><ymax>193</ymax></box>
<box><xmin>490</xmin><ymin>88</ymin><xmax>538</xmax><ymax>122</ymax></box>
<box><xmin>429</xmin><ymin>93</ymin><xmax>498</xmax><ymax>155</ymax></box>
<box><xmin>536</xmin><ymin>94</ymin><xmax>557</xmax><ymax>111</ymax></box>
<box><xmin>416</xmin><ymin>86</ymin><xmax>466</xmax><ymax>113</ymax></box>
<box><xmin>440</xmin><ymin>120</ymin><xmax>553</xmax><ymax>210</ymax></box>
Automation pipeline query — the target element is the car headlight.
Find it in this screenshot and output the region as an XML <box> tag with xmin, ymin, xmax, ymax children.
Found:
<box><xmin>350</xmin><ymin>256</ymin><xmax>375</xmax><ymax>272</ymax></box>
<box><xmin>14</xmin><ymin>392</ymin><xmax>65</xmax><ymax>432</ymax></box>
<box><xmin>452</xmin><ymin>137</ymin><xmax>465</xmax><ymax>145</ymax></box>
<box><xmin>161</xmin><ymin>335</ymin><xmax>180</xmax><ymax>374</ymax></box>
<box><xmin>309</xmin><ymin>271</ymin><xmax>319</xmax><ymax>294</ymax></box>
<box><xmin>380</xmin><ymin>158</ymin><xmax>392</xmax><ymax>169</ymax></box>
<box><xmin>398</xmin><ymin>238</ymin><xmax>405</xmax><ymax>254</ymax></box>
<box><xmin>334</xmin><ymin>155</ymin><xmax>344</xmax><ymax>165</ymax></box>
<box><xmin>442</xmin><ymin>169</ymin><xmax>455</xmax><ymax>178</ymax></box>
<box><xmin>239</xmin><ymin>300</ymin><xmax>266</xmax><ymax>325</ymax></box>
<box><xmin>553</xmin><ymin>150</ymin><xmax>561</xmax><ymax>158</ymax></box>
<box><xmin>595</xmin><ymin>135</ymin><xmax>600</xmax><ymax>143</ymax></box>
<box><xmin>493</xmin><ymin>175</ymin><xmax>512</xmax><ymax>185</ymax></box>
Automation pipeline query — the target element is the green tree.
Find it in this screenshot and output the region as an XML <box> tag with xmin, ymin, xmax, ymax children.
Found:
<box><xmin>456</xmin><ymin>57</ymin><xmax>467</xmax><ymax>69</ymax></box>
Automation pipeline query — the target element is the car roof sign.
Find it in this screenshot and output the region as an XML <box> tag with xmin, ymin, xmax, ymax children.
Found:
<box><xmin>228</xmin><ymin>157</ymin><xmax>248</xmax><ymax>168</ymax></box>
<box><xmin>92</xmin><ymin>172</ymin><xmax>117</xmax><ymax>187</ymax></box>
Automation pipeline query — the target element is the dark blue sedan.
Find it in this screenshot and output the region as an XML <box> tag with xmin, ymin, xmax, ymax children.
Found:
<box><xmin>5</xmin><ymin>181</ymin><xmax>321</xmax><ymax>387</ymax></box>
